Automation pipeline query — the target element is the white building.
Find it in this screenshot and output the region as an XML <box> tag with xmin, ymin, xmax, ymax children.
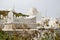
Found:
<box><xmin>2</xmin><ymin>8</ymin><xmax>38</xmax><ymax>30</ymax></box>
<box><xmin>13</xmin><ymin>8</ymin><xmax>38</xmax><ymax>29</ymax></box>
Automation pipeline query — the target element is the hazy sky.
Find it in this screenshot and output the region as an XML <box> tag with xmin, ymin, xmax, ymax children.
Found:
<box><xmin>0</xmin><ymin>0</ymin><xmax>60</xmax><ymax>20</ymax></box>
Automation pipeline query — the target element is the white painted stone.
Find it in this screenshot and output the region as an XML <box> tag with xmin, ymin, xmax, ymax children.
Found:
<box><xmin>2</xmin><ymin>24</ymin><xmax>13</xmax><ymax>31</ymax></box>
<box><xmin>1</xmin><ymin>15</ymin><xmax>3</xmax><ymax>19</ymax></box>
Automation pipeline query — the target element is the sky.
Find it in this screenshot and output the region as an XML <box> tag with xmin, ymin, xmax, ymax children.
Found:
<box><xmin>0</xmin><ymin>0</ymin><xmax>60</xmax><ymax>21</ymax></box>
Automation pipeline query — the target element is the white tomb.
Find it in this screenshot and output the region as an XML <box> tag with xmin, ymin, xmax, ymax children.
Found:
<box><xmin>2</xmin><ymin>8</ymin><xmax>14</xmax><ymax>31</ymax></box>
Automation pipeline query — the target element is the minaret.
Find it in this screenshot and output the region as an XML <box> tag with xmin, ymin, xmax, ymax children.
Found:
<box><xmin>45</xmin><ymin>9</ymin><xmax>48</xmax><ymax>17</ymax></box>
<box><xmin>12</xmin><ymin>4</ymin><xmax>15</xmax><ymax>12</ymax></box>
<box><xmin>12</xmin><ymin>4</ymin><xmax>16</xmax><ymax>18</ymax></box>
